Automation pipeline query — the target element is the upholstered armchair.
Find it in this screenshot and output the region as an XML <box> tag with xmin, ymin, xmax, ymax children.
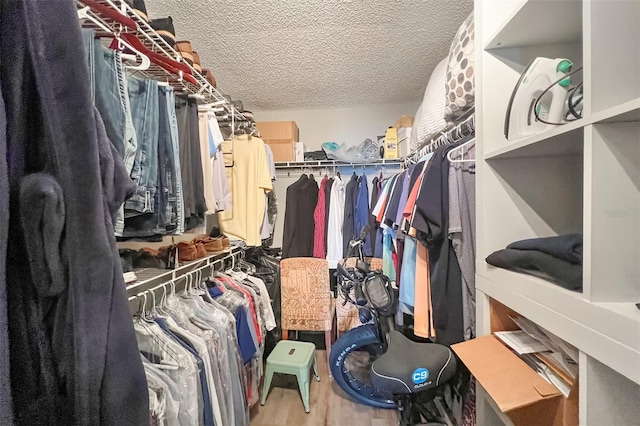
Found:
<box><xmin>280</xmin><ymin>258</ymin><xmax>336</xmax><ymax>367</ymax></box>
<box><xmin>336</xmin><ymin>257</ymin><xmax>383</xmax><ymax>334</ymax></box>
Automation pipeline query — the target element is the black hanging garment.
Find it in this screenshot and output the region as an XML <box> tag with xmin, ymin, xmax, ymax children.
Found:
<box><xmin>412</xmin><ymin>142</ymin><xmax>467</xmax><ymax>346</ymax></box>
<box><xmin>282</xmin><ymin>174</ymin><xmax>318</xmax><ymax>258</ymax></box>
<box><xmin>0</xmin><ymin>1</ymin><xmax>148</xmax><ymax>424</ymax></box>
<box><xmin>246</xmin><ymin>248</ymin><xmax>282</xmax><ymax>357</ymax></box>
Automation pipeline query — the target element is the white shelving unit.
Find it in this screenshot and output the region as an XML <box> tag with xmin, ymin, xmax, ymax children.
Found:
<box><xmin>475</xmin><ymin>0</ymin><xmax>640</xmax><ymax>424</ymax></box>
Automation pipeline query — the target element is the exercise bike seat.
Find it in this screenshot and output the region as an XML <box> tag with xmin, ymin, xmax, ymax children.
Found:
<box><xmin>370</xmin><ymin>330</ymin><xmax>456</xmax><ymax>395</ymax></box>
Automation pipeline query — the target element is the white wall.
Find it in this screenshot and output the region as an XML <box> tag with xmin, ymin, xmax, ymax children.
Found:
<box><xmin>254</xmin><ymin>102</ymin><xmax>420</xmax><ymax>151</ymax></box>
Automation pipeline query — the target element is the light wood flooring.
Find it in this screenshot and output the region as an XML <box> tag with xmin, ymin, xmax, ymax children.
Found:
<box><xmin>250</xmin><ymin>350</ymin><xmax>398</xmax><ymax>426</ymax></box>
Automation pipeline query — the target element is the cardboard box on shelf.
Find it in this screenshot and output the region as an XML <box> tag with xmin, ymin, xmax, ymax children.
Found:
<box><xmin>265</xmin><ymin>139</ymin><xmax>295</xmax><ymax>162</ymax></box>
<box><xmin>256</xmin><ymin>121</ymin><xmax>299</xmax><ymax>142</ymax></box>
<box><xmin>451</xmin><ymin>299</ymin><xmax>578</xmax><ymax>426</ymax></box>
<box><xmin>256</xmin><ymin>121</ymin><xmax>299</xmax><ymax>162</ymax></box>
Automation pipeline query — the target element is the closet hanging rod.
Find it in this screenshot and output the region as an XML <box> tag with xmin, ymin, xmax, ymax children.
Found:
<box><xmin>127</xmin><ymin>247</ymin><xmax>245</xmax><ymax>315</ymax></box>
<box><xmin>403</xmin><ymin>111</ymin><xmax>475</xmax><ymax>167</ymax></box>
<box><xmin>274</xmin><ymin>158</ymin><xmax>403</xmax><ymax>170</ymax></box>
<box><xmin>126</xmin><ymin>246</ymin><xmax>244</xmax><ymax>297</ymax></box>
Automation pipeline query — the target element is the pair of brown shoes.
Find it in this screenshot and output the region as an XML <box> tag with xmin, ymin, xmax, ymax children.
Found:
<box><xmin>194</xmin><ymin>235</ymin><xmax>230</xmax><ymax>252</ymax></box>
<box><xmin>156</xmin><ymin>235</ymin><xmax>231</xmax><ymax>267</ymax></box>
<box><xmin>153</xmin><ymin>243</ymin><xmax>198</xmax><ymax>266</ymax></box>
<box><xmin>175</xmin><ymin>41</ymin><xmax>216</xmax><ymax>87</ymax></box>
<box><xmin>175</xmin><ymin>241</ymin><xmax>203</xmax><ymax>262</ymax></box>
<box><xmin>177</xmin><ymin>236</ymin><xmax>228</xmax><ymax>262</ymax></box>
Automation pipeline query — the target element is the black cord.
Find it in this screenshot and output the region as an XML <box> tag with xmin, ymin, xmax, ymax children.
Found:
<box><xmin>533</xmin><ymin>66</ymin><xmax>584</xmax><ymax>125</ymax></box>
<box><xmin>567</xmin><ymin>81</ymin><xmax>584</xmax><ymax>120</ymax></box>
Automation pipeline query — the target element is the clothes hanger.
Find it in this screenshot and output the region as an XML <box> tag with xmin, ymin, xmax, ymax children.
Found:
<box><xmin>135</xmin><ymin>301</ymin><xmax>183</xmax><ymax>370</ymax></box>
<box><xmin>81</xmin><ymin>0</ymin><xmax>138</xmax><ymax>31</ymax></box>
<box><xmin>188</xmin><ymin>272</ymin><xmax>196</xmax><ymax>295</ymax></box>
<box><xmin>119</xmin><ymin>33</ymin><xmax>198</xmax><ymax>85</ymax></box>
<box><xmin>138</xmin><ymin>292</ymin><xmax>152</xmax><ymax>322</ymax></box>
<box><xmin>149</xmin><ymin>287</ymin><xmax>160</xmax><ymax>318</ymax></box>
<box><xmin>77</xmin><ymin>7</ymin><xmax>151</xmax><ymax>71</ymax></box>
<box><xmin>181</xmin><ymin>274</ymin><xmax>191</xmax><ymax>297</ymax></box>
<box><xmin>447</xmin><ymin>138</ymin><xmax>476</xmax><ymax>163</ymax></box>
<box><xmin>156</xmin><ymin>284</ymin><xmax>169</xmax><ymax>315</ymax></box>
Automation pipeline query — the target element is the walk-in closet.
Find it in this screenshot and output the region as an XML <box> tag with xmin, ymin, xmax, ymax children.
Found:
<box><xmin>0</xmin><ymin>0</ymin><xmax>638</xmax><ymax>425</ymax></box>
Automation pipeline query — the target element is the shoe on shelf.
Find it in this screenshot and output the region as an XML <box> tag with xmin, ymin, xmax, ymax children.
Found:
<box><xmin>176</xmin><ymin>241</ymin><xmax>198</xmax><ymax>262</ymax></box>
<box><xmin>192</xmin><ymin>50</ymin><xmax>202</xmax><ymax>73</ymax></box>
<box><xmin>176</xmin><ymin>41</ymin><xmax>194</xmax><ymax>65</ymax></box>
<box><xmin>202</xmin><ymin>68</ymin><xmax>217</xmax><ymax>88</ymax></box>
<box><xmin>194</xmin><ymin>241</ymin><xmax>207</xmax><ymax>258</ymax></box>
<box><xmin>119</xmin><ymin>249</ymin><xmax>136</xmax><ymax>272</ymax></box>
<box><xmin>205</xmin><ymin>228</ymin><xmax>230</xmax><ymax>250</ymax></box>
<box><xmin>135</xmin><ymin>249</ymin><xmax>167</xmax><ymax>269</ymax></box>
<box><xmin>195</xmin><ymin>236</ymin><xmax>224</xmax><ymax>253</ymax></box>
<box><xmin>158</xmin><ymin>245</ymin><xmax>177</xmax><ymax>269</ymax></box>
<box><xmin>150</xmin><ymin>16</ymin><xmax>176</xmax><ymax>48</ymax></box>
<box><xmin>221</xmin><ymin>236</ymin><xmax>230</xmax><ymax>250</ymax></box>
<box><xmin>125</xmin><ymin>0</ymin><xmax>148</xmax><ymax>21</ymax></box>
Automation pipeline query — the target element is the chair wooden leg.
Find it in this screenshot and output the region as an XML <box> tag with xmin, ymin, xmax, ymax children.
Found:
<box><xmin>282</xmin><ymin>329</ymin><xmax>288</xmax><ymax>340</ymax></box>
<box><xmin>324</xmin><ymin>330</ymin><xmax>332</xmax><ymax>377</ymax></box>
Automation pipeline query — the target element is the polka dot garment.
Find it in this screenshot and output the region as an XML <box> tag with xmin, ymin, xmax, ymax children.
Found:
<box><xmin>445</xmin><ymin>13</ymin><xmax>475</xmax><ymax>121</ymax></box>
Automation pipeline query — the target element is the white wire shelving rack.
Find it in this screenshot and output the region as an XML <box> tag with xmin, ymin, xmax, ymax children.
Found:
<box><xmin>76</xmin><ymin>0</ymin><xmax>248</xmax><ymax>122</ymax></box>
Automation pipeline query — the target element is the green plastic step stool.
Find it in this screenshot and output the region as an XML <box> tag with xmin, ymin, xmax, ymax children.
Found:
<box><xmin>260</xmin><ymin>340</ymin><xmax>320</xmax><ymax>413</ymax></box>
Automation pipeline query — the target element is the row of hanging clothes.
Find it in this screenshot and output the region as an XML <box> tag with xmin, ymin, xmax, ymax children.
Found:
<box><xmin>375</xmin><ymin>119</ymin><xmax>476</xmax><ymax>347</ymax></box>
<box><xmin>77</xmin><ymin>5</ymin><xmax>260</xmax><ymax>239</ymax></box>
<box><xmin>280</xmin><ymin>167</ymin><xmax>399</xmax><ymax>266</ymax></box>
<box><xmin>133</xmin><ymin>255</ymin><xmax>277</xmax><ymax>426</ymax></box>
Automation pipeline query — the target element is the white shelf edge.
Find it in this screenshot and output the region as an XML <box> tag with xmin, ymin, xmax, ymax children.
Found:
<box><xmin>484</xmin><ymin>98</ymin><xmax>640</xmax><ymax>160</ymax></box>
<box><xmin>591</xmin><ymin>97</ymin><xmax>640</xmax><ymax>124</ymax></box>
<box><xmin>484</xmin><ymin>118</ymin><xmax>586</xmax><ymax>160</ymax></box>
<box><xmin>483</xmin><ymin>97</ymin><xmax>640</xmax><ymax>161</ymax></box>
<box><xmin>476</xmin><ymin>270</ymin><xmax>640</xmax><ymax>386</ymax></box>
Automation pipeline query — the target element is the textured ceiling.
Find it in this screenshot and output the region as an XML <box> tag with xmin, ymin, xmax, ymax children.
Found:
<box><xmin>147</xmin><ymin>0</ymin><xmax>473</xmax><ymax>111</ymax></box>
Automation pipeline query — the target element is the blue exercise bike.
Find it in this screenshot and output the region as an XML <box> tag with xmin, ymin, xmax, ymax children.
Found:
<box><xmin>330</xmin><ymin>228</ymin><xmax>458</xmax><ymax>425</ymax></box>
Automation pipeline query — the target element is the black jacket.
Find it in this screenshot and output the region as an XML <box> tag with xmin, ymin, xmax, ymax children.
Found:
<box><xmin>282</xmin><ymin>174</ymin><xmax>318</xmax><ymax>258</ymax></box>
<box><xmin>1</xmin><ymin>1</ymin><xmax>148</xmax><ymax>423</ymax></box>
